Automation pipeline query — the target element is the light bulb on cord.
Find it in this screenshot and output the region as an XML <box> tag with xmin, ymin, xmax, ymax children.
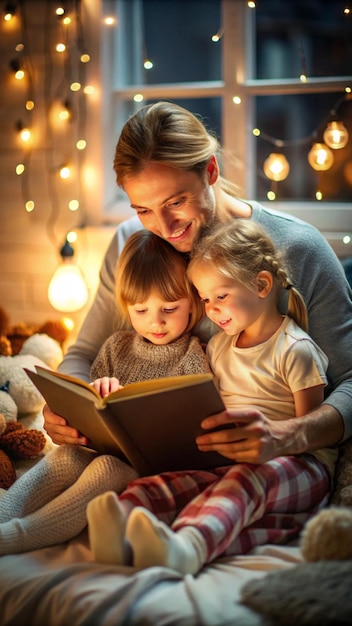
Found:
<box><xmin>308</xmin><ymin>143</ymin><xmax>334</xmax><ymax>171</ymax></box>
<box><xmin>323</xmin><ymin>121</ymin><xmax>349</xmax><ymax>149</ymax></box>
<box><xmin>263</xmin><ymin>153</ymin><xmax>290</xmax><ymax>181</ymax></box>
<box><xmin>48</xmin><ymin>240</ymin><xmax>89</xmax><ymax>312</ymax></box>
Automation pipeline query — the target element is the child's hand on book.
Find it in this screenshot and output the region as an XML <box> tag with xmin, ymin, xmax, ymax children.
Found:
<box><xmin>91</xmin><ymin>377</ymin><xmax>124</xmax><ymax>398</ymax></box>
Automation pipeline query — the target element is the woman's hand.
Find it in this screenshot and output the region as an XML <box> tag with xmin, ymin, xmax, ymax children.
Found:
<box><xmin>91</xmin><ymin>376</ymin><xmax>123</xmax><ymax>397</ymax></box>
<box><xmin>42</xmin><ymin>403</ymin><xmax>88</xmax><ymax>446</ymax></box>
<box><xmin>196</xmin><ymin>408</ymin><xmax>296</xmax><ymax>464</ymax></box>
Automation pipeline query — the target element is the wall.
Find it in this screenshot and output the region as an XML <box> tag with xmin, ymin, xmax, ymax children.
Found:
<box><xmin>0</xmin><ymin>0</ymin><xmax>110</xmax><ymax>345</ymax></box>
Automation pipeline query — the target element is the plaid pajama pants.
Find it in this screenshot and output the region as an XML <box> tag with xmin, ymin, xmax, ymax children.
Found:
<box><xmin>119</xmin><ymin>454</ymin><xmax>331</xmax><ymax>564</ymax></box>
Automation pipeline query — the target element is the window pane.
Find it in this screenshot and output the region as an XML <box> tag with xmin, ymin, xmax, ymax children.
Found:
<box><xmin>141</xmin><ymin>0</ymin><xmax>221</xmax><ymax>84</ymax></box>
<box><xmin>255</xmin><ymin>92</ymin><xmax>352</xmax><ymax>201</ymax></box>
<box><xmin>255</xmin><ymin>0</ymin><xmax>351</xmax><ymax>79</ymax></box>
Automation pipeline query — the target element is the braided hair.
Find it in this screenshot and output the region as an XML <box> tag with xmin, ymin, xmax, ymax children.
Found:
<box><xmin>188</xmin><ymin>219</ymin><xmax>308</xmax><ymax>332</ymax></box>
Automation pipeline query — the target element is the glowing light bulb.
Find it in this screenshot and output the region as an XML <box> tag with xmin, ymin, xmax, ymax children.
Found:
<box><xmin>48</xmin><ymin>242</ymin><xmax>89</xmax><ymax>313</ymax></box>
<box><xmin>20</xmin><ymin>128</ymin><xmax>31</xmax><ymax>142</ymax></box>
<box><xmin>308</xmin><ymin>143</ymin><xmax>334</xmax><ymax>171</ymax></box>
<box><xmin>60</xmin><ymin>166</ymin><xmax>71</xmax><ymax>179</ymax></box>
<box><xmin>68</xmin><ymin>199</ymin><xmax>79</xmax><ymax>211</ymax></box>
<box><xmin>323</xmin><ymin>121</ymin><xmax>349</xmax><ymax>149</ymax></box>
<box><xmin>76</xmin><ymin>139</ymin><xmax>86</xmax><ymax>150</ymax></box>
<box><xmin>263</xmin><ymin>153</ymin><xmax>290</xmax><ymax>181</ymax></box>
<box><xmin>25</xmin><ymin>200</ymin><xmax>34</xmax><ymax>212</ymax></box>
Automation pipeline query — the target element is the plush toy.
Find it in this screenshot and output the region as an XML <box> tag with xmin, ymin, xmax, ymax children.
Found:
<box><xmin>0</xmin><ymin>330</ymin><xmax>64</xmax><ymax>488</ymax></box>
<box><xmin>300</xmin><ymin>438</ymin><xmax>352</xmax><ymax>562</ymax></box>
<box><xmin>0</xmin><ymin>411</ymin><xmax>46</xmax><ymax>489</ymax></box>
<box><xmin>0</xmin><ymin>333</ymin><xmax>64</xmax><ymax>420</ymax></box>
<box><xmin>0</xmin><ymin>305</ymin><xmax>69</xmax><ymax>356</ymax></box>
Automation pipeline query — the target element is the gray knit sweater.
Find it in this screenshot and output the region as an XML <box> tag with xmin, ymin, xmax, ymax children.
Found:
<box><xmin>90</xmin><ymin>331</ymin><xmax>211</xmax><ymax>386</ymax></box>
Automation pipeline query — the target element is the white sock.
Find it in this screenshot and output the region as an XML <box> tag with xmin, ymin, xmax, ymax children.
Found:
<box><xmin>126</xmin><ymin>507</ymin><xmax>204</xmax><ymax>575</ymax></box>
<box><xmin>87</xmin><ymin>491</ymin><xmax>131</xmax><ymax>565</ymax></box>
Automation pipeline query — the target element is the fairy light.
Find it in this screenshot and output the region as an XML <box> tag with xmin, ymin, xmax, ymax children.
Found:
<box><xmin>4</xmin><ymin>2</ymin><xmax>17</xmax><ymax>22</ymax></box>
<box><xmin>308</xmin><ymin>143</ymin><xmax>334</xmax><ymax>171</ymax></box>
<box><xmin>316</xmin><ymin>190</ymin><xmax>323</xmax><ymax>200</ymax></box>
<box><xmin>144</xmin><ymin>59</ymin><xmax>153</xmax><ymax>69</ymax></box>
<box><xmin>70</xmin><ymin>82</ymin><xmax>81</xmax><ymax>91</ymax></box>
<box><xmin>56</xmin><ymin>43</ymin><xmax>66</xmax><ymax>53</ymax></box>
<box><xmin>104</xmin><ymin>16</ymin><xmax>116</xmax><ymax>26</ymax></box>
<box><xmin>59</xmin><ymin>165</ymin><xmax>71</xmax><ymax>179</ymax></box>
<box><xmin>248</xmin><ymin>1</ymin><xmax>256</xmax><ymax>8</ymax></box>
<box><xmin>134</xmin><ymin>93</ymin><xmax>144</xmax><ymax>102</ymax></box>
<box><xmin>25</xmin><ymin>200</ymin><xmax>34</xmax><ymax>212</ymax></box>
<box><xmin>263</xmin><ymin>153</ymin><xmax>290</xmax><ymax>182</ymax></box>
<box><xmin>211</xmin><ymin>27</ymin><xmax>223</xmax><ymax>42</ymax></box>
<box><xmin>76</xmin><ymin>139</ymin><xmax>86</xmax><ymax>150</ymax></box>
<box><xmin>232</xmin><ymin>96</ymin><xmax>241</xmax><ymax>104</ymax></box>
<box><xmin>56</xmin><ymin>7</ymin><xmax>65</xmax><ymax>16</ymax></box>
<box><xmin>68</xmin><ymin>200</ymin><xmax>79</xmax><ymax>211</ymax></box>
<box><xmin>25</xmin><ymin>100</ymin><xmax>35</xmax><ymax>110</ymax></box>
<box><xmin>16</xmin><ymin>163</ymin><xmax>25</xmax><ymax>175</ymax></box>
<box><xmin>323</xmin><ymin>121</ymin><xmax>349</xmax><ymax>149</ymax></box>
<box><xmin>80</xmin><ymin>53</ymin><xmax>90</xmax><ymax>63</ymax></box>
<box><xmin>83</xmin><ymin>85</ymin><xmax>95</xmax><ymax>95</ymax></box>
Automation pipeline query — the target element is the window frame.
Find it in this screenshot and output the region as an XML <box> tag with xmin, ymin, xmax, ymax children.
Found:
<box><xmin>94</xmin><ymin>0</ymin><xmax>352</xmax><ymax>256</ymax></box>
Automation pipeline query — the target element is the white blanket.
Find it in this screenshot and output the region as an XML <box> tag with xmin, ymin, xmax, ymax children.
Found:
<box><xmin>0</xmin><ymin>413</ymin><xmax>304</xmax><ymax>626</ymax></box>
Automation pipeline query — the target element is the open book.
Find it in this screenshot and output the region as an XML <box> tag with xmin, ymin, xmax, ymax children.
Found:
<box><xmin>25</xmin><ymin>366</ymin><xmax>231</xmax><ymax>476</ymax></box>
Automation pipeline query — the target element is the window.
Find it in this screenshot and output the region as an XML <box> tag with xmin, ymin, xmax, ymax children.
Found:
<box><xmin>100</xmin><ymin>0</ymin><xmax>352</xmax><ymax>255</ymax></box>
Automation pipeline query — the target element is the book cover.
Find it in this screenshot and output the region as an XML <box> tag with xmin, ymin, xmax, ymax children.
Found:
<box><xmin>26</xmin><ymin>366</ymin><xmax>232</xmax><ymax>476</ymax></box>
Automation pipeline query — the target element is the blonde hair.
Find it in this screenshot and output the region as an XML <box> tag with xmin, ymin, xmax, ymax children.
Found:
<box><xmin>188</xmin><ymin>219</ymin><xmax>309</xmax><ymax>332</ymax></box>
<box><xmin>113</xmin><ymin>101</ymin><xmax>238</xmax><ymax>197</ymax></box>
<box><xmin>116</xmin><ymin>230</ymin><xmax>203</xmax><ymax>331</ymax></box>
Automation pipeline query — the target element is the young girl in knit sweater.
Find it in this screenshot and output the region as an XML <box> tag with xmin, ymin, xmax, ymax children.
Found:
<box><xmin>87</xmin><ymin>219</ymin><xmax>334</xmax><ymax>575</ymax></box>
<box><xmin>0</xmin><ymin>231</ymin><xmax>210</xmax><ymax>555</ymax></box>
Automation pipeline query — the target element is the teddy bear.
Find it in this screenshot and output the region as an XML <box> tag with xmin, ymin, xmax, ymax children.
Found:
<box><xmin>300</xmin><ymin>438</ymin><xmax>352</xmax><ymax>562</ymax></box>
<box><xmin>0</xmin><ymin>411</ymin><xmax>46</xmax><ymax>489</ymax></box>
<box><xmin>0</xmin><ymin>333</ymin><xmax>64</xmax><ymax>421</ymax></box>
<box><xmin>0</xmin><ymin>330</ymin><xmax>65</xmax><ymax>489</ymax></box>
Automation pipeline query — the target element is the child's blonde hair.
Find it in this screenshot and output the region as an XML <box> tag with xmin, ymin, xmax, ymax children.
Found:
<box><xmin>116</xmin><ymin>230</ymin><xmax>204</xmax><ymax>331</ymax></box>
<box><xmin>188</xmin><ymin>219</ymin><xmax>309</xmax><ymax>332</ymax></box>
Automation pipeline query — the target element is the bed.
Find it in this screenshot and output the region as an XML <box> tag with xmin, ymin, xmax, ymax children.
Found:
<box><xmin>0</xmin><ymin>411</ymin><xmax>319</xmax><ymax>626</ymax></box>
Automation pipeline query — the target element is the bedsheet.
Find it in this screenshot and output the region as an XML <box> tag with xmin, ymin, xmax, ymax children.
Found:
<box><xmin>0</xmin><ymin>412</ymin><xmax>304</xmax><ymax>626</ymax></box>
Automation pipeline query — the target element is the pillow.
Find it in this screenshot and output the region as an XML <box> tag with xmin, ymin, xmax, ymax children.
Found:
<box><xmin>240</xmin><ymin>560</ymin><xmax>352</xmax><ymax>626</ymax></box>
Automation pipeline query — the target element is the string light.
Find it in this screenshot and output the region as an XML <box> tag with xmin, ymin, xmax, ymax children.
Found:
<box><xmin>4</xmin><ymin>1</ymin><xmax>17</xmax><ymax>21</ymax></box>
<box><xmin>308</xmin><ymin>143</ymin><xmax>334</xmax><ymax>171</ymax></box>
<box><xmin>9</xmin><ymin>58</ymin><xmax>25</xmax><ymax>80</ymax></box>
<box><xmin>323</xmin><ymin>121</ymin><xmax>349</xmax><ymax>149</ymax></box>
<box><xmin>263</xmin><ymin>153</ymin><xmax>290</xmax><ymax>182</ymax></box>
<box><xmin>59</xmin><ymin>165</ymin><xmax>71</xmax><ymax>179</ymax></box>
<box><xmin>211</xmin><ymin>27</ymin><xmax>223</xmax><ymax>42</ymax></box>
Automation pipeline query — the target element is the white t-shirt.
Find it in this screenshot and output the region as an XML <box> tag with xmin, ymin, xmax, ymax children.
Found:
<box><xmin>207</xmin><ymin>316</ymin><xmax>337</xmax><ymax>474</ymax></box>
